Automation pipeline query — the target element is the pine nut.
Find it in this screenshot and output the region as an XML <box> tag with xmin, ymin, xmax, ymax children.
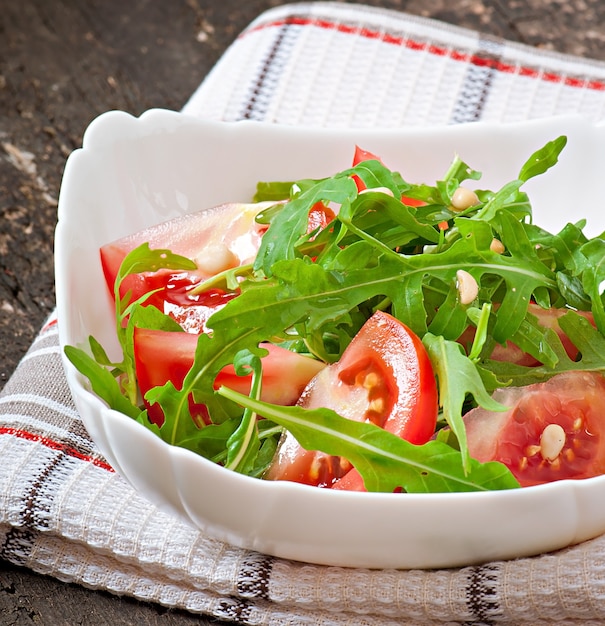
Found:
<box><xmin>456</xmin><ymin>269</ymin><xmax>479</xmax><ymax>305</ymax></box>
<box><xmin>539</xmin><ymin>423</ymin><xmax>566</xmax><ymax>462</ymax></box>
<box><xmin>451</xmin><ymin>186</ymin><xmax>479</xmax><ymax>211</ymax></box>
<box><xmin>195</xmin><ymin>243</ymin><xmax>238</xmax><ymax>275</ymax></box>
<box><xmin>490</xmin><ymin>238</ymin><xmax>505</xmax><ymax>254</ymax></box>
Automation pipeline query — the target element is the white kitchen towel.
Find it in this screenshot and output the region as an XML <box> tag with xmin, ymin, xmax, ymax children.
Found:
<box><xmin>4</xmin><ymin>3</ymin><xmax>605</xmax><ymax>624</ymax></box>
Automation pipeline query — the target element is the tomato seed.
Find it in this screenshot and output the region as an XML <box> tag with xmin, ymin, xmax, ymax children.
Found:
<box><xmin>573</xmin><ymin>417</ymin><xmax>584</xmax><ymax>432</ymax></box>
<box><xmin>369</xmin><ymin>397</ymin><xmax>385</xmax><ymax>414</ymax></box>
<box><xmin>363</xmin><ymin>371</ymin><xmax>380</xmax><ymax>390</ymax></box>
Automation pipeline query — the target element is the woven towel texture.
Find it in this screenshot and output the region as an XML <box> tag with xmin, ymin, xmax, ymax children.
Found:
<box><xmin>5</xmin><ymin>3</ymin><xmax>605</xmax><ymax>624</ymax></box>
<box><xmin>186</xmin><ymin>2</ymin><xmax>605</xmax><ymax>127</ymax></box>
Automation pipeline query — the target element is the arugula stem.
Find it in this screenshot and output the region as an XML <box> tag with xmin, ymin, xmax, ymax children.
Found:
<box><xmin>339</xmin><ymin>218</ymin><xmax>403</xmax><ymax>261</ymax></box>
<box><xmin>189</xmin><ymin>263</ymin><xmax>254</xmax><ymax>295</ymax></box>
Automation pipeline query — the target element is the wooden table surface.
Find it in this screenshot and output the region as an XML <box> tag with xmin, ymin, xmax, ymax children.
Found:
<box><xmin>2</xmin><ymin>0</ymin><xmax>605</xmax><ymax>624</ymax></box>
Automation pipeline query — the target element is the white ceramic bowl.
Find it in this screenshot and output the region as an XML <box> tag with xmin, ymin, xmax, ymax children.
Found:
<box><xmin>56</xmin><ymin>109</ymin><xmax>605</xmax><ymax>569</ymax></box>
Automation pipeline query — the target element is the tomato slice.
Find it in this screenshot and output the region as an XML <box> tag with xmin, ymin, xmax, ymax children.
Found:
<box><xmin>264</xmin><ymin>311</ymin><xmax>438</xmax><ymax>489</ymax></box>
<box><xmin>133</xmin><ymin>327</ymin><xmax>326</xmax><ymax>427</ymax></box>
<box><xmin>100</xmin><ymin>202</ymin><xmax>268</xmax><ymax>308</ymax></box>
<box><xmin>465</xmin><ymin>371</ymin><xmax>605</xmax><ymax>487</ymax></box>
<box><xmin>352</xmin><ymin>145</ymin><xmax>383</xmax><ymax>193</ymax></box>
<box><xmin>352</xmin><ymin>146</ymin><xmax>425</xmax><ymax>207</ymax></box>
<box><xmin>460</xmin><ymin>303</ymin><xmax>595</xmax><ymax>366</ymax></box>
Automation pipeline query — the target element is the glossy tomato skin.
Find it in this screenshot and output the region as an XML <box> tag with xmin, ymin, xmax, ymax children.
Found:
<box><xmin>352</xmin><ymin>146</ymin><xmax>383</xmax><ymax>193</ymax></box>
<box><xmin>133</xmin><ymin>329</ymin><xmax>207</xmax><ymax>427</ymax></box>
<box><xmin>133</xmin><ymin>328</ymin><xmax>326</xmax><ymax>427</ymax></box>
<box><xmin>465</xmin><ymin>371</ymin><xmax>605</xmax><ymax>487</ymax></box>
<box><xmin>352</xmin><ymin>146</ymin><xmax>425</xmax><ymax>206</ymax></box>
<box><xmin>264</xmin><ymin>311</ymin><xmax>438</xmax><ymax>489</ymax></box>
<box><xmin>100</xmin><ymin>202</ymin><xmax>268</xmax><ymax>308</ymax></box>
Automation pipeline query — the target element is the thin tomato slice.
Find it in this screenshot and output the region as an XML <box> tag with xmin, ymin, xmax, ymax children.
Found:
<box><xmin>264</xmin><ymin>311</ymin><xmax>438</xmax><ymax>489</ymax></box>
<box><xmin>100</xmin><ymin>202</ymin><xmax>268</xmax><ymax>308</ymax></box>
<box><xmin>133</xmin><ymin>328</ymin><xmax>326</xmax><ymax>427</ymax></box>
<box><xmin>459</xmin><ymin>303</ymin><xmax>595</xmax><ymax>366</ymax></box>
<box><xmin>352</xmin><ymin>145</ymin><xmax>425</xmax><ymax>206</ymax></box>
<box><xmin>464</xmin><ymin>371</ymin><xmax>605</xmax><ymax>487</ymax></box>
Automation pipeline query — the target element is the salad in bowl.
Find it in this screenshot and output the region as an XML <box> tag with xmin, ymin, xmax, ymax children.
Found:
<box><xmin>55</xmin><ymin>109</ymin><xmax>605</xmax><ymax>568</ymax></box>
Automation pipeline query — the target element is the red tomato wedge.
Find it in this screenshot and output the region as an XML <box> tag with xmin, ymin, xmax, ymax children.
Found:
<box><xmin>352</xmin><ymin>146</ymin><xmax>383</xmax><ymax>193</ymax></box>
<box><xmin>352</xmin><ymin>146</ymin><xmax>424</xmax><ymax>206</ymax></box>
<box><xmin>459</xmin><ymin>303</ymin><xmax>595</xmax><ymax>366</ymax></box>
<box><xmin>133</xmin><ymin>327</ymin><xmax>326</xmax><ymax>427</ymax></box>
<box><xmin>264</xmin><ymin>311</ymin><xmax>438</xmax><ymax>489</ymax></box>
<box><xmin>100</xmin><ymin>202</ymin><xmax>269</xmax><ymax>313</ymax></box>
<box><xmin>464</xmin><ymin>371</ymin><xmax>605</xmax><ymax>487</ymax></box>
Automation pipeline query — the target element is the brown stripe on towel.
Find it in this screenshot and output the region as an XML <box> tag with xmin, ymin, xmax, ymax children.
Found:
<box><xmin>241</xmin><ymin>17</ymin><xmax>300</xmax><ymax>121</ymax></box>
<box><xmin>237</xmin><ymin>552</ymin><xmax>274</xmax><ymax>599</ymax></box>
<box><xmin>450</xmin><ymin>37</ymin><xmax>503</xmax><ymax>123</ymax></box>
<box><xmin>465</xmin><ymin>563</ymin><xmax>501</xmax><ymax>624</ymax></box>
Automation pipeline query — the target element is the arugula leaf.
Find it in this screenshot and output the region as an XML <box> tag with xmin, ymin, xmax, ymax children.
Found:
<box><xmin>466</xmin><ymin>303</ymin><xmax>492</xmax><ymax>361</ymax></box>
<box><xmin>579</xmin><ymin>238</ymin><xmax>605</xmax><ymax>335</ymax></box>
<box><xmin>254</xmin><ymin>176</ymin><xmax>358</xmax><ymax>274</ymax></box>
<box><xmin>518</xmin><ymin>135</ymin><xmax>567</xmax><ymax>182</ymax></box>
<box><xmin>181</xmin><ymin>418</ymin><xmax>239</xmax><ymax>459</ymax></box>
<box><xmin>338</xmin><ymin>190</ymin><xmax>441</xmax><ymax>250</ymax></box>
<box><xmin>482</xmin><ymin>311</ymin><xmax>605</xmax><ymax>386</ymax></box>
<box><xmin>345</xmin><ymin>159</ymin><xmax>403</xmax><ymax>197</ymax></box>
<box><xmin>224</xmin><ymin>350</ymin><xmax>264</xmax><ymax>474</ymax></box>
<box><xmin>422</xmin><ymin>333</ymin><xmax>507</xmax><ymax>471</ymax></box>
<box><xmin>208</xmin><ymin>227</ymin><xmax>558</xmax><ymax>366</ymax></box>
<box><xmin>217</xmin><ymin>385</ymin><xmax>519</xmax><ymax>493</ymax></box>
<box><xmin>63</xmin><ymin>344</ymin><xmax>142</xmax><ymax>420</ymax></box>
<box><xmin>115</xmin><ymin>242</ymin><xmax>197</xmax><ymax>284</ymax></box>
<box><xmin>253</xmin><ymin>178</ymin><xmax>320</xmax><ymax>203</ymax></box>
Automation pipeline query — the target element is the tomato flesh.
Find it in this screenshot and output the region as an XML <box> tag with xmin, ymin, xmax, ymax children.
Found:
<box><xmin>307</xmin><ymin>201</ymin><xmax>335</xmax><ymax>233</ymax></box>
<box><xmin>100</xmin><ymin>202</ymin><xmax>268</xmax><ymax>308</ymax></box>
<box><xmin>465</xmin><ymin>371</ymin><xmax>605</xmax><ymax>486</ymax></box>
<box><xmin>458</xmin><ymin>303</ymin><xmax>595</xmax><ymax>366</ymax></box>
<box><xmin>264</xmin><ymin>311</ymin><xmax>438</xmax><ymax>489</ymax></box>
<box><xmin>133</xmin><ymin>327</ymin><xmax>326</xmax><ymax>427</ymax></box>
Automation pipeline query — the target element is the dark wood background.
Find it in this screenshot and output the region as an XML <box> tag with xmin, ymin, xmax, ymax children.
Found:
<box><xmin>2</xmin><ymin>0</ymin><xmax>605</xmax><ymax>623</ymax></box>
